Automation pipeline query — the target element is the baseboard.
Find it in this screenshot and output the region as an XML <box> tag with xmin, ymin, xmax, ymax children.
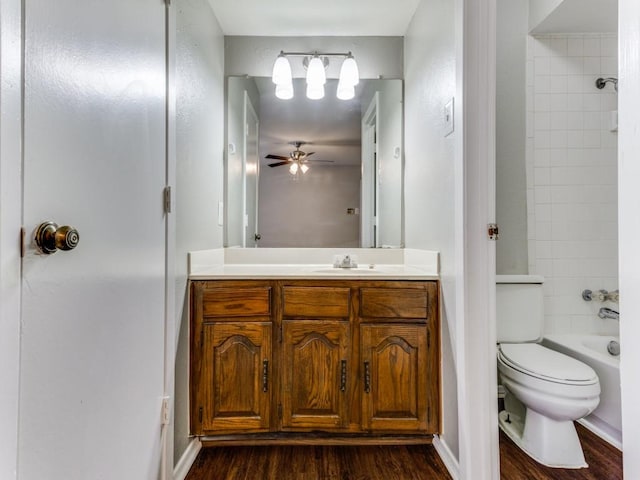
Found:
<box><xmin>173</xmin><ymin>437</ymin><xmax>202</xmax><ymax>480</ymax></box>
<box><xmin>432</xmin><ymin>435</ymin><xmax>460</xmax><ymax>480</ymax></box>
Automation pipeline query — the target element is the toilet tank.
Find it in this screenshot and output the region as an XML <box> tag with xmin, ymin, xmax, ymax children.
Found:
<box><xmin>496</xmin><ymin>275</ymin><xmax>545</xmax><ymax>343</ymax></box>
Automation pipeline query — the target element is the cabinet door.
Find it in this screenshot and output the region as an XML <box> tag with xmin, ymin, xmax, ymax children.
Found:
<box><xmin>361</xmin><ymin>324</ymin><xmax>429</xmax><ymax>432</ymax></box>
<box><xmin>201</xmin><ymin>322</ymin><xmax>272</xmax><ymax>434</ymax></box>
<box><xmin>282</xmin><ymin>320</ymin><xmax>350</xmax><ymax>430</ymax></box>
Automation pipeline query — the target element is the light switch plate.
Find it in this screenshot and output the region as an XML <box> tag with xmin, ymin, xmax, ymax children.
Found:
<box><xmin>444</xmin><ymin>98</ymin><xmax>454</xmax><ymax>137</ymax></box>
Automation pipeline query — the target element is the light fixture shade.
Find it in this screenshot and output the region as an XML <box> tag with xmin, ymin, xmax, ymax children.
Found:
<box><xmin>306</xmin><ymin>56</ymin><xmax>326</xmax><ymax>86</ymax></box>
<box><xmin>275</xmin><ymin>83</ymin><xmax>294</xmax><ymax>100</ymax></box>
<box><xmin>306</xmin><ymin>83</ymin><xmax>325</xmax><ymax>100</ymax></box>
<box><xmin>272</xmin><ymin>54</ymin><xmax>292</xmax><ymax>85</ymax></box>
<box><xmin>289</xmin><ymin>162</ymin><xmax>299</xmax><ymax>174</ymax></box>
<box><xmin>300</xmin><ymin>164</ymin><xmax>309</xmax><ymax>173</ymax></box>
<box><xmin>336</xmin><ymin>82</ymin><xmax>355</xmax><ymax>100</ymax></box>
<box><xmin>339</xmin><ymin>56</ymin><xmax>359</xmax><ymax>87</ymax></box>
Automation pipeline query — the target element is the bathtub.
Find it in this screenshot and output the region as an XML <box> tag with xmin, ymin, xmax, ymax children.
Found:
<box><xmin>542</xmin><ymin>334</ymin><xmax>622</xmax><ymax>449</ymax></box>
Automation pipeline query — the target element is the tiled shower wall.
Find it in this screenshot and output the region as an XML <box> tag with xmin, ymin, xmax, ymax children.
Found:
<box><xmin>526</xmin><ymin>34</ymin><xmax>619</xmax><ymax>335</ymax></box>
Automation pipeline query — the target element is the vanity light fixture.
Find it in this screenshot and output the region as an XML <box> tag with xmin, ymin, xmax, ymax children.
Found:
<box><xmin>271</xmin><ymin>50</ymin><xmax>360</xmax><ymax>101</ymax></box>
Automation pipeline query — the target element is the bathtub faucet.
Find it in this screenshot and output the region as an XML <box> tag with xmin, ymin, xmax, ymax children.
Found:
<box><xmin>598</xmin><ymin>307</ymin><xmax>619</xmax><ymax>320</ymax></box>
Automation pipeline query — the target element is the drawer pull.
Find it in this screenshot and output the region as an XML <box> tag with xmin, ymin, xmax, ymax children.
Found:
<box><xmin>340</xmin><ymin>360</ymin><xmax>347</xmax><ymax>392</ymax></box>
<box><xmin>364</xmin><ymin>361</ymin><xmax>371</xmax><ymax>394</ymax></box>
<box><xmin>262</xmin><ymin>360</ymin><xmax>269</xmax><ymax>392</ymax></box>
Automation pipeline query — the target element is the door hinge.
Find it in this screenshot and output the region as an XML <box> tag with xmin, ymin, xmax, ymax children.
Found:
<box><xmin>163</xmin><ymin>186</ymin><xmax>172</xmax><ymax>214</ymax></box>
<box><xmin>278</xmin><ymin>403</ymin><xmax>283</xmax><ymax>420</ymax></box>
<box><xmin>161</xmin><ymin>396</ymin><xmax>171</xmax><ymax>425</ymax></box>
<box><xmin>488</xmin><ymin>223</ymin><xmax>499</xmax><ymax>240</ymax></box>
<box><xmin>198</xmin><ymin>406</ymin><xmax>203</xmax><ymax>423</ymax></box>
<box><xmin>20</xmin><ymin>227</ymin><xmax>26</xmax><ymax>258</ymax></box>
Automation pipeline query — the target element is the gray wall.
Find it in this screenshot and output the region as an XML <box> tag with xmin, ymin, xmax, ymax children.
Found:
<box><xmin>496</xmin><ymin>0</ymin><xmax>529</xmax><ymax>274</ymax></box>
<box><xmin>225</xmin><ymin>36</ymin><xmax>404</xmax><ymax>79</ymax></box>
<box><xmin>258</xmin><ymin>165</ymin><xmax>361</xmax><ymax>248</ymax></box>
<box><xmin>404</xmin><ymin>0</ymin><xmax>459</xmax><ymax>460</ymax></box>
<box><xmin>174</xmin><ymin>0</ymin><xmax>224</xmax><ymax>465</ymax></box>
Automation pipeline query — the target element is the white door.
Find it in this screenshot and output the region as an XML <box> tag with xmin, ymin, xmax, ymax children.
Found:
<box><xmin>243</xmin><ymin>93</ymin><xmax>260</xmax><ymax>247</ymax></box>
<box><xmin>361</xmin><ymin>94</ymin><xmax>378</xmax><ymax>247</ymax></box>
<box><xmin>19</xmin><ymin>1</ymin><xmax>167</xmax><ymax>479</ymax></box>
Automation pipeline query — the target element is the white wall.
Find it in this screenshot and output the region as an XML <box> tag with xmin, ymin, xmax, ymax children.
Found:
<box><xmin>526</xmin><ymin>33</ymin><xmax>619</xmax><ymax>336</ymax></box>
<box><xmin>619</xmin><ymin>0</ymin><xmax>640</xmax><ymax>477</ymax></box>
<box><xmin>0</xmin><ymin>0</ymin><xmax>22</xmax><ymax>478</ymax></box>
<box><xmin>258</xmin><ymin>165</ymin><xmax>360</xmax><ymax>248</ymax></box>
<box><xmin>496</xmin><ymin>0</ymin><xmax>529</xmax><ymax>274</ymax></box>
<box><xmin>174</xmin><ymin>0</ymin><xmax>224</xmax><ymax>465</ymax></box>
<box><xmin>404</xmin><ymin>0</ymin><xmax>459</xmax><ymax>462</ymax></box>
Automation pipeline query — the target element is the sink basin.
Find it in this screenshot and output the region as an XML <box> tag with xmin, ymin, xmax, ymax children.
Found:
<box><xmin>311</xmin><ymin>267</ymin><xmax>386</xmax><ymax>274</ymax></box>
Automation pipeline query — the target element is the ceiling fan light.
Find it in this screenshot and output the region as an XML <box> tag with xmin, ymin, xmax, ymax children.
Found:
<box><xmin>275</xmin><ymin>83</ymin><xmax>294</xmax><ymax>100</ymax></box>
<box><xmin>289</xmin><ymin>162</ymin><xmax>299</xmax><ymax>174</ymax></box>
<box><xmin>272</xmin><ymin>54</ymin><xmax>292</xmax><ymax>85</ymax></box>
<box><xmin>300</xmin><ymin>164</ymin><xmax>309</xmax><ymax>174</ymax></box>
<box><xmin>306</xmin><ymin>55</ymin><xmax>326</xmax><ymax>86</ymax></box>
<box><xmin>336</xmin><ymin>82</ymin><xmax>355</xmax><ymax>100</ymax></box>
<box><xmin>306</xmin><ymin>83</ymin><xmax>325</xmax><ymax>100</ymax></box>
<box><xmin>339</xmin><ymin>55</ymin><xmax>359</xmax><ymax>87</ymax></box>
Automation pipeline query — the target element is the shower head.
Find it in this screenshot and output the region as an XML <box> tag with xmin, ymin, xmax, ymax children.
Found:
<box><xmin>595</xmin><ymin>77</ymin><xmax>618</xmax><ymax>92</ymax></box>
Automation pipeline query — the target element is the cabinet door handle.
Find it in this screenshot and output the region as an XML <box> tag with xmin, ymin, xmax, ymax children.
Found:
<box><xmin>364</xmin><ymin>361</ymin><xmax>371</xmax><ymax>394</ymax></box>
<box><xmin>262</xmin><ymin>360</ymin><xmax>269</xmax><ymax>392</ymax></box>
<box><xmin>340</xmin><ymin>360</ymin><xmax>347</xmax><ymax>392</ymax></box>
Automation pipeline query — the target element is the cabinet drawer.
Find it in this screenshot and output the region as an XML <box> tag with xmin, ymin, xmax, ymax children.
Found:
<box><xmin>283</xmin><ymin>286</ymin><xmax>350</xmax><ymax>318</ymax></box>
<box><xmin>360</xmin><ymin>287</ymin><xmax>428</xmax><ymax>320</ymax></box>
<box><xmin>202</xmin><ymin>287</ymin><xmax>271</xmax><ymax>318</ymax></box>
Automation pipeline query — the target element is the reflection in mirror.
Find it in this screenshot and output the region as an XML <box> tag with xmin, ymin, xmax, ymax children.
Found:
<box><xmin>225</xmin><ymin>76</ymin><xmax>403</xmax><ymax>248</ymax></box>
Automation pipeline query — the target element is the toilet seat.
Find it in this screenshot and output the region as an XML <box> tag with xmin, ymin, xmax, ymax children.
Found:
<box><xmin>498</xmin><ymin>343</ymin><xmax>598</xmax><ymax>385</ymax></box>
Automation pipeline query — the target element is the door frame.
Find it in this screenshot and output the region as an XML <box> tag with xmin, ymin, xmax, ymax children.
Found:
<box><xmin>0</xmin><ymin>0</ymin><xmax>23</xmax><ymax>478</ymax></box>
<box><xmin>242</xmin><ymin>91</ymin><xmax>259</xmax><ymax>248</ymax></box>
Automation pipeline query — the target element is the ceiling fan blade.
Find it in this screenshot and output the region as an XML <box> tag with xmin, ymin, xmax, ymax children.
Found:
<box><xmin>268</xmin><ymin>161</ymin><xmax>291</xmax><ymax>168</ymax></box>
<box><xmin>307</xmin><ymin>159</ymin><xmax>334</xmax><ymax>163</ymax></box>
<box><xmin>302</xmin><ymin>151</ymin><xmax>315</xmax><ymax>157</ymax></box>
<box><xmin>265</xmin><ymin>154</ymin><xmax>290</xmax><ymax>161</ymax></box>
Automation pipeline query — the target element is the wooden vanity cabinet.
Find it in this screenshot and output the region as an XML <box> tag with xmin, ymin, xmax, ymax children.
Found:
<box><xmin>190</xmin><ymin>279</ymin><xmax>440</xmax><ymax>442</ymax></box>
<box><xmin>190</xmin><ymin>281</ymin><xmax>274</xmax><ymax>436</ymax></box>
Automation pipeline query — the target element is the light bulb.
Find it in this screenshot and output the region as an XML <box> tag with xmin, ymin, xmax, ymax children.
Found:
<box><xmin>272</xmin><ymin>54</ymin><xmax>292</xmax><ymax>85</ymax></box>
<box><xmin>306</xmin><ymin>83</ymin><xmax>324</xmax><ymax>100</ymax></box>
<box><xmin>289</xmin><ymin>162</ymin><xmax>299</xmax><ymax>174</ymax></box>
<box><xmin>339</xmin><ymin>55</ymin><xmax>359</xmax><ymax>87</ymax></box>
<box><xmin>336</xmin><ymin>82</ymin><xmax>355</xmax><ymax>100</ymax></box>
<box><xmin>275</xmin><ymin>83</ymin><xmax>294</xmax><ymax>100</ymax></box>
<box><xmin>300</xmin><ymin>164</ymin><xmax>309</xmax><ymax>174</ymax></box>
<box><xmin>306</xmin><ymin>55</ymin><xmax>326</xmax><ymax>86</ymax></box>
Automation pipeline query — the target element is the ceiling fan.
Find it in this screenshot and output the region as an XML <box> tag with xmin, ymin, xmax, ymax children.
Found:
<box><xmin>266</xmin><ymin>141</ymin><xmax>334</xmax><ymax>173</ymax></box>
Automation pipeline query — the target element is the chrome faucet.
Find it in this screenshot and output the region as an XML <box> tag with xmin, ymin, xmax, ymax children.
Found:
<box><xmin>334</xmin><ymin>254</ymin><xmax>358</xmax><ymax>269</ymax></box>
<box><xmin>598</xmin><ymin>307</ymin><xmax>619</xmax><ymax>320</ymax></box>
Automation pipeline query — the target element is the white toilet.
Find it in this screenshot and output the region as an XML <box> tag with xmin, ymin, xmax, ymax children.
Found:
<box><xmin>497</xmin><ymin>275</ymin><xmax>600</xmax><ymax>469</ymax></box>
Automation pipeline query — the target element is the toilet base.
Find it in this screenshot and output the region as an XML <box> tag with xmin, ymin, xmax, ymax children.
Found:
<box><xmin>499</xmin><ymin>409</ymin><xmax>588</xmax><ymax>469</ymax></box>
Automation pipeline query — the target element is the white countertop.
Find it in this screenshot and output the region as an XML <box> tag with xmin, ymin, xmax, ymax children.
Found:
<box><xmin>188</xmin><ymin>248</ymin><xmax>439</xmax><ymax>280</ymax></box>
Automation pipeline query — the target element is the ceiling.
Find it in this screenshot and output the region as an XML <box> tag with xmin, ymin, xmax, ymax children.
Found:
<box><xmin>207</xmin><ymin>0</ymin><xmax>421</xmax><ymax>36</ymax></box>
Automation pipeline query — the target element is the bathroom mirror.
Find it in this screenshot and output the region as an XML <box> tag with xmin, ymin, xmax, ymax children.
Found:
<box><xmin>225</xmin><ymin>76</ymin><xmax>404</xmax><ymax>248</ymax></box>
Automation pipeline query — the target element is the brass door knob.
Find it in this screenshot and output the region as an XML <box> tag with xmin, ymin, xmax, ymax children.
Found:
<box><xmin>34</xmin><ymin>222</ymin><xmax>80</xmax><ymax>254</ymax></box>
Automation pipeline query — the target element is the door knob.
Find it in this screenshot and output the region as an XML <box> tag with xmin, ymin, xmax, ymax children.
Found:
<box><xmin>254</xmin><ymin>233</ymin><xmax>261</xmax><ymax>241</ymax></box>
<box><xmin>34</xmin><ymin>221</ymin><xmax>80</xmax><ymax>254</ymax></box>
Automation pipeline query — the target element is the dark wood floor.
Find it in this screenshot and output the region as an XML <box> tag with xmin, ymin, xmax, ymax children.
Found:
<box><xmin>499</xmin><ymin>423</ymin><xmax>622</xmax><ymax>480</ymax></box>
<box><xmin>185</xmin><ymin>424</ymin><xmax>622</xmax><ymax>479</ymax></box>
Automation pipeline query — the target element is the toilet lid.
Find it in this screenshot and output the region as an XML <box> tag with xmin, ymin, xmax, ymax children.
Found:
<box><xmin>499</xmin><ymin>343</ymin><xmax>598</xmax><ymax>385</ymax></box>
